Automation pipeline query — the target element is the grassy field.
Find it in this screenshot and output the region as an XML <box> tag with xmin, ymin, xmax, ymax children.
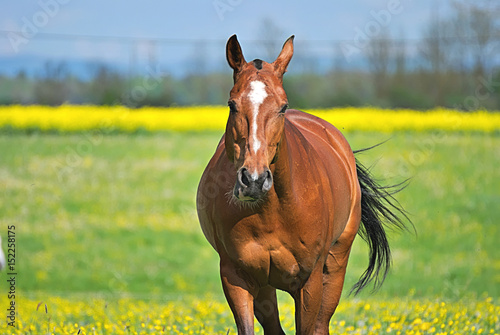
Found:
<box><xmin>0</xmin><ymin>130</ymin><xmax>499</xmax><ymax>334</ymax></box>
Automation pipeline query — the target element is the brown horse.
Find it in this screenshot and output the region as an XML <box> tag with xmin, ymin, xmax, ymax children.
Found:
<box><xmin>196</xmin><ymin>35</ymin><xmax>409</xmax><ymax>335</ymax></box>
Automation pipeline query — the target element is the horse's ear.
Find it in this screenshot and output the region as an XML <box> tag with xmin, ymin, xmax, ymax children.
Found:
<box><xmin>273</xmin><ymin>35</ymin><xmax>294</xmax><ymax>78</ymax></box>
<box><xmin>226</xmin><ymin>34</ymin><xmax>246</xmax><ymax>76</ymax></box>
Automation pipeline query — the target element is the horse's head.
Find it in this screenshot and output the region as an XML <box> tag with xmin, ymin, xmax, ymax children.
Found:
<box><xmin>224</xmin><ymin>34</ymin><xmax>294</xmax><ymax>202</ymax></box>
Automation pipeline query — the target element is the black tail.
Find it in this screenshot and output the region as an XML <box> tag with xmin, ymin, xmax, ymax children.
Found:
<box><xmin>351</xmin><ymin>145</ymin><xmax>413</xmax><ymax>295</ymax></box>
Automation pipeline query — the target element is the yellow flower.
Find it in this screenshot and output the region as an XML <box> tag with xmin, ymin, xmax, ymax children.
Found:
<box><xmin>0</xmin><ymin>294</ymin><xmax>498</xmax><ymax>334</ymax></box>
<box><xmin>1</xmin><ymin>105</ymin><xmax>499</xmax><ymax>133</ymax></box>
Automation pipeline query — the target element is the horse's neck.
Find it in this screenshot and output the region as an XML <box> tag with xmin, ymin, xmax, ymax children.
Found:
<box><xmin>271</xmin><ymin>126</ymin><xmax>298</xmax><ymax>200</ymax></box>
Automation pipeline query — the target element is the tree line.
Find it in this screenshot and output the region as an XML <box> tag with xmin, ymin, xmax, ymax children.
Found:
<box><xmin>1</xmin><ymin>0</ymin><xmax>499</xmax><ymax>110</ymax></box>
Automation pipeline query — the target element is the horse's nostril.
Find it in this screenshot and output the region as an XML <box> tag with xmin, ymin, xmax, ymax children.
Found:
<box><xmin>262</xmin><ymin>169</ymin><xmax>273</xmax><ymax>192</ymax></box>
<box><xmin>238</xmin><ymin>168</ymin><xmax>251</xmax><ymax>188</ymax></box>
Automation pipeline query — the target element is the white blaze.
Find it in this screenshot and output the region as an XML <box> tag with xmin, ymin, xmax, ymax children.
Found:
<box><xmin>248</xmin><ymin>80</ymin><xmax>268</xmax><ymax>154</ymax></box>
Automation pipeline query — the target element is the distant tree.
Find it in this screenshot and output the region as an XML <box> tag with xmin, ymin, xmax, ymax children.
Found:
<box><xmin>88</xmin><ymin>65</ymin><xmax>125</xmax><ymax>105</ymax></box>
<box><xmin>10</xmin><ymin>70</ymin><xmax>33</xmax><ymax>104</ymax></box>
<box><xmin>16</xmin><ymin>70</ymin><xmax>27</xmax><ymax>81</ymax></box>
<box><xmin>258</xmin><ymin>18</ymin><xmax>285</xmax><ymax>61</ymax></box>
<box><xmin>451</xmin><ymin>0</ymin><xmax>499</xmax><ymax>77</ymax></box>
<box><xmin>420</xmin><ymin>16</ymin><xmax>448</xmax><ymax>74</ymax></box>
<box><xmin>33</xmin><ymin>61</ymin><xmax>70</xmax><ymax>105</ymax></box>
<box><xmin>366</xmin><ymin>30</ymin><xmax>392</xmax><ymax>98</ymax></box>
<box><xmin>394</xmin><ymin>33</ymin><xmax>406</xmax><ymax>78</ymax></box>
<box><xmin>389</xmin><ymin>34</ymin><xmax>421</xmax><ymax>109</ymax></box>
<box><xmin>419</xmin><ymin>9</ymin><xmax>453</xmax><ymax>106</ymax></box>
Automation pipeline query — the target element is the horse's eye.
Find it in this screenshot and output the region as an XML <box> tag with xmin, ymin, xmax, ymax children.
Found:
<box><xmin>228</xmin><ymin>101</ymin><xmax>238</xmax><ymax>114</ymax></box>
<box><xmin>279</xmin><ymin>104</ymin><xmax>288</xmax><ymax>115</ymax></box>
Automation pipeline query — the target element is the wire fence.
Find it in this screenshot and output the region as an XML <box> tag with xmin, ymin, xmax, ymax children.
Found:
<box><xmin>2</xmin><ymin>29</ymin><xmax>500</xmax><ymax>76</ymax></box>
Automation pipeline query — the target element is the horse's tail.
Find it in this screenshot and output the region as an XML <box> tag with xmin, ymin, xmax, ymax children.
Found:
<box><xmin>350</xmin><ymin>146</ymin><xmax>412</xmax><ymax>295</ymax></box>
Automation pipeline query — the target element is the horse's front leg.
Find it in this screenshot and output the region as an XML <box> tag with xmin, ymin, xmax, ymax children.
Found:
<box><xmin>220</xmin><ymin>259</ymin><xmax>258</xmax><ymax>335</ymax></box>
<box><xmin>293</xmin><ymin>264</ymin><xmax>324</xmax><ymax>335</ymax></box>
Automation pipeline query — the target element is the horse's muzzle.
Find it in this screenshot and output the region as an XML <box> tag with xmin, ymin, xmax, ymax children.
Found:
<box><xmin>233</xmin><ymin>167</ymin><xmax>273</xmax><ymax>201</ymax></box>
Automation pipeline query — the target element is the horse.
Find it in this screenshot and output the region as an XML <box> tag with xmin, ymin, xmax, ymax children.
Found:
<box><xmin>196</xmin><ymin>35</ymin><xmax>410</xmax><ymax>335</ymax></box>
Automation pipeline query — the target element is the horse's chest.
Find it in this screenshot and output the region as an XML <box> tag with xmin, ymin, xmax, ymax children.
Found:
<box><xmin>226</xmin><ymin>230</ymin><xmax>319</xmax><ymax>290</ymax></box>
<box><xmin>218</xmin><ymin>198</ymin><xmax>331</xmax><ymax>290</ymax></box>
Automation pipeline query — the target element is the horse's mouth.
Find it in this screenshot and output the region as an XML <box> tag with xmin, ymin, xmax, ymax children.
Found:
<box><xmin>233</xmin><ymin>185</ymin><xmax>261</xmax><ymax>202</ymax></box>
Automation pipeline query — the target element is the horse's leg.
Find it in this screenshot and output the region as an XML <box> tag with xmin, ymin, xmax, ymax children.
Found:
<box><xmin>220</xmin><ymin>260</ymin><xmax>257</xmax><ymax>335</ymax></box>
<box><xmin>254</xmin><ymin>285</ymin><xmax>285</xmax><ymax>335</ymax></box>
<box><xmin>314</xmin><ymin>217</ymin><xmax>359</xmax><ymax>335</ymax></box>
<box><xmin>293</xmin><ymin>264</ymin><xmax>324</xmax><ymax>335</ymax></box>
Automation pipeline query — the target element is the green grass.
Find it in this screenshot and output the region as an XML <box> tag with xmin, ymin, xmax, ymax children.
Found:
<box><xmin>0</xmin><ymin>132</ymin><xmax>220</xmax><ymax>297</ymax></box>
<box><xmin>0</xmin><ymin>131</ymin><xmax>498</xmax><ymax>332</ymax></box>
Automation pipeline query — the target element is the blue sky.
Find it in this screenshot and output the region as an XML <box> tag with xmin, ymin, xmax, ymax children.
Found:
<box><xmin>0</xmin><ymin>0</ymin><xmax>453</xmax><ymax>75</ymax></box>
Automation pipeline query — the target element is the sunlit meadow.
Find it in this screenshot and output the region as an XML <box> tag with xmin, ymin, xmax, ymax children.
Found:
<box><xmin>0</xmin><ymin>105</ymin><xmax>498</xmax><ymax>334</ymax></box>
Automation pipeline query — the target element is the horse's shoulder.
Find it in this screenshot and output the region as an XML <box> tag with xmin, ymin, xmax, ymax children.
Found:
<box><xmin>285</xmin><ymin>109</ymin><xmax>353</xmax><ymax>156</ymax></box>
